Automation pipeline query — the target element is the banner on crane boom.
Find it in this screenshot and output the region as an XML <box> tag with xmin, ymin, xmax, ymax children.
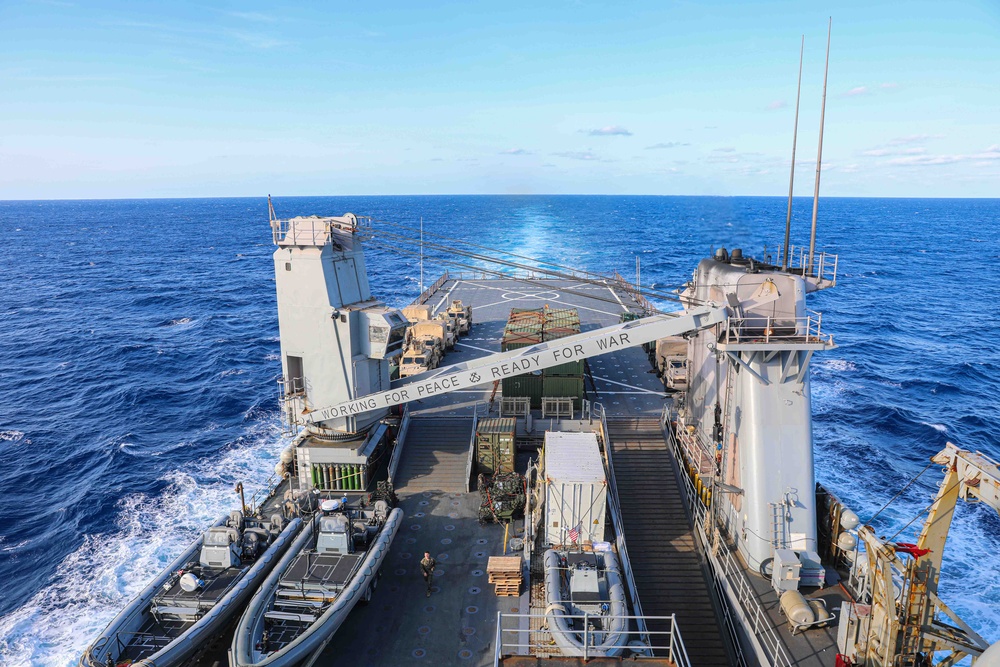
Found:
<box><xmin>303</xmin><ymin>304</ymin><xmax>728</xmax><ymax>423</ymax></box>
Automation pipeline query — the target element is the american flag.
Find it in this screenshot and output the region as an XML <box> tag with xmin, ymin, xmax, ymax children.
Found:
<box><xmin>568</xmin><ymin>524</ymin><xmax>580</xmax><ymax>543</ymax></box>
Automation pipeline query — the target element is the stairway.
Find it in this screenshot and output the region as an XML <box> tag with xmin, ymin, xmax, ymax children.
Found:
<box><xmin>393</xmin><ymin>417</ymin><xmax>474</xmax><ymax>494</ymax></box>
<box><xmin>607</xmin><ymin>416</ymin><xmax>730</xmax><ymax>666</ymax></box>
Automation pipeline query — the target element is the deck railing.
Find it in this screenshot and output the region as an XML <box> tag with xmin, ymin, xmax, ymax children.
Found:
<box><xmin>466</xmin><ymin>401</ymin><xmax>488</xmax><ymax>492</ymax></box>
<box><xmin>493</xmin><ymin>612</ymin><xmax>690</xmax><ymax>666</ymax></box>
<box><xmin>721</xmin><ymin>311</ymin><xmax>834</xmax><ymax>346</ymax></box>
<box><xmin>414</xmin><ymin>271</ymin><xmax>450</xmax><ymax>305</ymax></box>
<box><xmin>387</xmin><ymin>405</ymin><xmax>411</xmax><ymax>486</ymax></box>
<box><xmin>611</xmin><ymin>271</ymin><xmax>657</xmax><ymax>315</ymax></box>
<box><xmin>270</xmin><ymin>214</ymin><xmax>369</xmax><ymax>247</ymax></box>
<box><xmin>761</xmin><ymin>244</ymin><xmax>839</xmax><ymax>286</ymax></box>
<box><xmin>664</xmin><ymin>416</ymin><xmax>793</xmax><ymax>667</ymax></box>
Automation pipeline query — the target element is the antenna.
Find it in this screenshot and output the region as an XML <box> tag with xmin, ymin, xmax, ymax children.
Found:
<box><xmin>807</xmin><ymin>18</ymin><xmax>832</xmax><ymax>277</ymax></box>
<box><xmin>782</xmin><ymin>36</ymin><xmax>805</xmax><ymax>271</ymax></box>
<box><xmin>420</xmin><ymin>216</ymin><xmax>424</xmax><ymax>293</ymax></box>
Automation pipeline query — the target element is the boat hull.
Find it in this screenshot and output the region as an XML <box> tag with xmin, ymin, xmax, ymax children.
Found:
<box><xmin>231</xmin><ymin>507</ymin><xmax>403</xmax><ymax>667</ymax></box>
<box><xmin>80</xmin><ymin>516</ymin><xmax>303</xmax><ymax>667</ymax></box>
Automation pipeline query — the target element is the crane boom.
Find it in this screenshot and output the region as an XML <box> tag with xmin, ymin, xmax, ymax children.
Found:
<box><xmin>930</xmin><ymin>442</ymin><xmax>1000</xmax><ymax>515</ymax></box>
<box><xmin>301</xmin><ymin>303</ymin><xmax>729</xmax><ymax>424</ymax></box>
<box><xmin>857</xmin><ymin>442</ymin><xmax>1000</xmax><ymax>665</ymax></box>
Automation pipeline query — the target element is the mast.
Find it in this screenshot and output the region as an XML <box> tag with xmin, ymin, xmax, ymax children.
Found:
<box><xmin>420</xmin><ymin>216</ymin><xmax>424</xmax><ymax>293</ymax></box>
<box><xmin>782</xmin><ymin>36</ymin><xmax>805</xmax><ymax>271</ymax></box>
<box><xmin>807</xmin><ymin>18</ymin><xmax>832</xmax><ymax>277</ymax></box>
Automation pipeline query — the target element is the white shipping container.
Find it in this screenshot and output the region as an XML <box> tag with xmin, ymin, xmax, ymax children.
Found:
<box><xmin>543</xmin><ymin>432</ymin><xmax>607</xmax><ymax>546</ymax></box>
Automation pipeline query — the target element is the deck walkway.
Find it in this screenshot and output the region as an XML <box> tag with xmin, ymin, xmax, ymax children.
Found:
<box><xmin>394</xmin><ymin>417</ymin><xmax>474</xmax><ymax>494</ymax></box>
<box><xmin>607</xmin><ymin>416</ymin><xmax>730</xmax><ymax>667</ymax></box>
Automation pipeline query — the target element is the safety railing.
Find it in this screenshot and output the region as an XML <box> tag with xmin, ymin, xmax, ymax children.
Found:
<box><xmin>270</xmin><ymin>214</ymin><xmax>369</xmax><ymax>247</ymax></box>
<box><xmin>466</xmin><ymin>401</ymin><xmax>488</xmax><ymax>492</ymax></box>
<box><xmin>665</xmin><ymin>424</ymin><xmax>792</xmax><ymax>667</ymax></box>
<box><xmin>721</xmin><ymin>311</ymin><xmax>834</xmax><ymax>346</ymax></box>
<box><xmin>414</xmin><ymin>271</ymin><xmax>450</xmax><ymax>305</ymax></box>
<box><xmin>594</xmin><ymin>403</ymin><xmax>651</xmax><ymax>648</ymax></box>
<box><xmin>246</xmin><ymin>471</ymin><xmax>284</xmax><ymax>514</ymax></box>
<box><xmin>493</xmin><ymin>612</ymin><xmax>689</xmax><ymax>667</ymax></box>
<box><xmin>762</xmin><ymin>244</ymin><xmax>839</xmax><ymax>286</ymax></box>
<box><xmin>611</xmin><ymin>271</ymin><xmax>656</xmax><ymax>315</ymax></box>
<box><xmin>387</xmin><ymin>405</ymin><xmax>412</xmax><ymax>486</ymax></box>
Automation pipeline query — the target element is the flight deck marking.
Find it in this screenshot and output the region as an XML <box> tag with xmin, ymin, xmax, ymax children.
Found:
<box><xmin>456</xmin><ymin>342</ymin><xmax>496</xmax><ymax>354</ymax></box>
<box><xmin>500</xmin><ymin>291</ymin><xmax>561</xmax><ymax>301</ymax></box>
<box><xmin>432</xmin><ymin>280</ymin><xmax>462</xmax><ymax>313</ymax></box>
<box><xmin>607</xmin><ymin>285</ymin><xmax>629</xmax><ymax>312</ymax></box>
<box><xmin>590</xmin><ymin>374</ymin><xmax>665</xmax><ymax>394</ymax></box>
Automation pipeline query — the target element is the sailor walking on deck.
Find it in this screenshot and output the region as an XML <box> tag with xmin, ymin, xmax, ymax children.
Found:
<box><xmin>420</xmin><ymin>552</ymin><xmax>436</xmax><ymax>597</ymax></box>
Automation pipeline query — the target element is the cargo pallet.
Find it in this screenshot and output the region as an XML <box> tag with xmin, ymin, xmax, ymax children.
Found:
<box><xmin>487</xmin><ymin>556</ymin><xmax>523</xmax><ymax>597</ymax></box>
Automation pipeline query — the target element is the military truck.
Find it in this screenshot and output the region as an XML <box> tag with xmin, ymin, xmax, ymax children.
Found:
<box><xmin>446</xmin><ymin>300</ymin><xmax>473</xmax><ymax>335</ymax></box>
<box><xmin>402</xmin><ymin>304</ymin><xmax>434</xmax><ymax>323</ymax></box>
<box><xmin>434</xmin><ymin>312</ymin><xmax>457</xmax><ymax>350</ymax></box>
<box><xmin>408</xmin><ymin>319</ymin><xmax>450</xmax><ymax>355</ymax></box>
<box><xmin>398</xmin><ymin>339</ymin><xmax>443</xmax><ymax>378</ymax></box>
<box><xmin>655</xmin><ymin>336</ymin><xmax>688</xmax><ymax>390</ymax></box>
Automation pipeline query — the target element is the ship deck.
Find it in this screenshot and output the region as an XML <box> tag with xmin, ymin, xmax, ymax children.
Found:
<box><xmin>311</xmin><ymin>276</ymin><xmax>712</xmax><ymax>666</ymax></box>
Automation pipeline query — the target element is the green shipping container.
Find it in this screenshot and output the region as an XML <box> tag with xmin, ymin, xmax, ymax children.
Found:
<box><xmin>501</xmin><ymin>373</ymin><xmax>543</xmax><ymax>408</ymax></box>
<box><xmin>476</xmin><ymin>417</ymin><xmax>516</xmax><ymax>476</ymax></box>
<box><xmin>542</xmin><ymin>375</ymin><xmax>584</xmax><ymax>409</ymax></box>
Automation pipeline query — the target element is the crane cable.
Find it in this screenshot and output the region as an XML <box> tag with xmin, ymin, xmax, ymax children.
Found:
<box><xmin>363</xmin><ymin>237</ymin><xmax>691</xmax><ymax>315</ymax></box>
<box><xmin>359</xmin><ymin>217</ymin><xmax>711</xmax><ymax>308</ymax></box>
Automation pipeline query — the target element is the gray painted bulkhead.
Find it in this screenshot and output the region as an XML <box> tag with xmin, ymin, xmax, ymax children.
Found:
<box><xmin>686</xmin><ymin>258</ymin><xmax>818</xmax><ymax>569</ymax></box>
<box><xmin>272</xmin><ymin>216</ymin><xmax>395</xmax><ymax>435</ymax></box>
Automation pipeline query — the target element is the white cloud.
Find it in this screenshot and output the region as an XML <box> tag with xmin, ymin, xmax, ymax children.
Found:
<box><xmin>500</xmin><ymin>148</ymin><xmax>530</xmax><ymax>155</ymax></box>
<box><xmin>886</xmin><ymin>155</ymin><xmax>962</xmax><ymax>166</ymax></box>
<box><xmin>844</xmin><ymin>86</ymin><xmax>869</xmax><ymax>97</ymax></box>
<box><xmin>713</xmin><ymin>147</ymin><xmax>736</xmax><ymax>153</ymax></box>
<box><xmin>880</xmin><ymin>82</ymin><xmax>899</xmax><ymax>89</ymax></box>
<box><xmin>888</xmin><ymin>134</ymin><xmax>937</xmax><ymax>146</ymax></box>
<box><xmin>587</xmin><ymin>126</ymin><xmax>632</xmax><ymax>137</ymax></box>
<box><xmin>645</xmin><ymin>142</ymin><xmax>688</xmax><ymax>150</ymax></box>
<box><xmin>552</xmin><ymin>151</ymin><xmax>599</xmax><ymax>161</ymax></box>
<box><xmin>867</xmin><ymin>147</ymin><xmax>929</xmax><ymax>157</ymax></box>
<box><xmin>767</xmin><ymin>100</ymin><xmax>787</xmax><ymax>110</ymax></box>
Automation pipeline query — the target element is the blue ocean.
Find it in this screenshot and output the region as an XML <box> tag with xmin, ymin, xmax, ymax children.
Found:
<box><xmin>1</xmin><ymin>196</ymin><xmax>998</xmax><ymax>665</ymax></box>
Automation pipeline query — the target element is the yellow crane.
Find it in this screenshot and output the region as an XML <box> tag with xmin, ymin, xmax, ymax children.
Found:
<box><xmin>856</xmin><ymin>443</ymin><xmax>1000</xmax><ymax>666</ymax></box>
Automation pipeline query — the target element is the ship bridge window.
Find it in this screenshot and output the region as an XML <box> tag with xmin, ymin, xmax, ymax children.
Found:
<box><xmin>386</xmin><ymin>326</ymin><xmax>406</xmax><ymax>354</ymax></box>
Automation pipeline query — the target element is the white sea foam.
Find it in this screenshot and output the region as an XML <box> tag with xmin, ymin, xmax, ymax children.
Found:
<box><xmin>0</xmin><ymin>430</ymin><xmax>26</xmax><ymax>442</ymax></box>
<box><xmin>0</xmin><ymin>417</ymin><xmax>288</xmax><ymax>667</ymax></box>
<box><xmin>922</xmin><ymin>421</ymin><xmax>948</xmax><ymax>433</ymax></box>
<box><xmin>818</xmin><ymin>359</ymin><xmax>857</xmax><ymax>372</ymax></box>
<box><xmin>167</xmin><ymin>317</ymin><xmax>193</xmax><ymax>326</ymax></box>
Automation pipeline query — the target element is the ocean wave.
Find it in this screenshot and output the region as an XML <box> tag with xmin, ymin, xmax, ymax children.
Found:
<box><xmin>0</xmin><ymin>415</ymin><xmax>288</xmax><ymax>667</ymax></box>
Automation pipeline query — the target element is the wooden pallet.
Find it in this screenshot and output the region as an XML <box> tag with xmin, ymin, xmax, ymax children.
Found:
<box><xmin>487</xmin><ymin>555</ymin><xmax>522</xmax><ymax>596</ymax></box>
<box><xmin>493</xmin><ymin>582</ymin><xmax>520</xmax><ymax>597</ymax></box>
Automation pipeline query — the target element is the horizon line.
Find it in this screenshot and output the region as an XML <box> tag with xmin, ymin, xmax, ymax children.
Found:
<box><xmin>4</xmin><ymin>193</ymin><xmax>1000</xmax><ymax>203</ymax></box>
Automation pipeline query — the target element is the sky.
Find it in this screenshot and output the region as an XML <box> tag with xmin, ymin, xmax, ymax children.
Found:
<box><xmin>1</xmin><ymin>0</ymin><xmax>998</xmax><ymax>199</ymax></box>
